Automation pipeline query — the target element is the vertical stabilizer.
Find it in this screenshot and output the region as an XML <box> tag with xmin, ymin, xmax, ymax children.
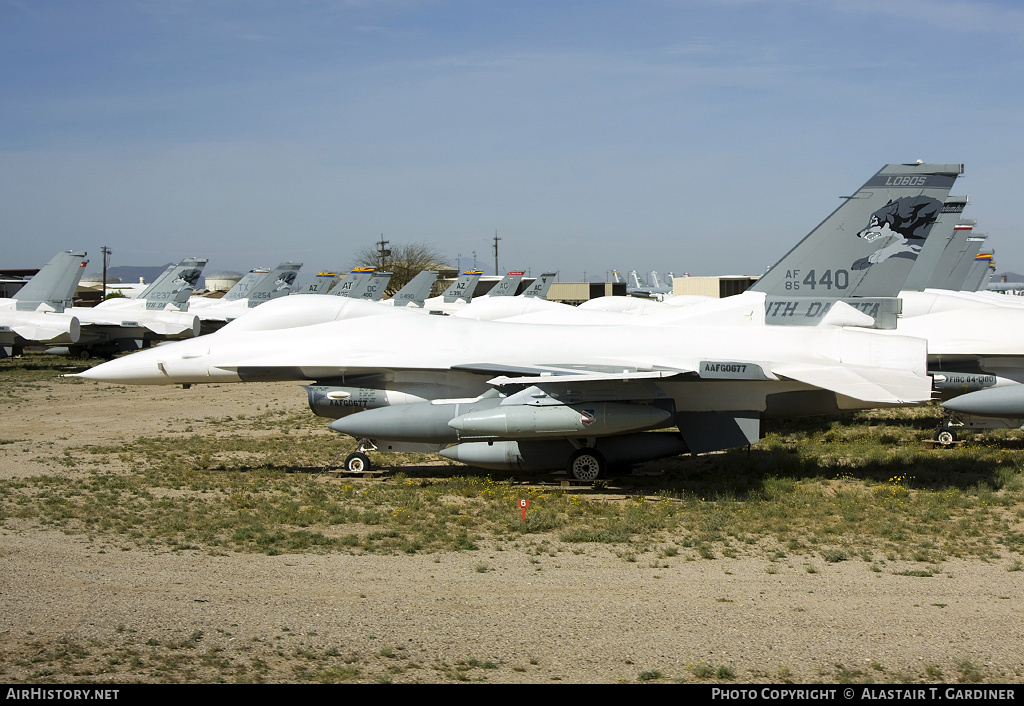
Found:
<box><xmin>751</xmin><ymin>163</ymin><xmax>963</xmax><ymax>298</ymax></box>
<box><xmin>899</xmin><ymin>196</ymin><xmax>969</xmax><ymax>291</ymax></box>
<box><xmin>222</xmin><ymin>269</ymin><xmax>268</xmax><ymax>301</ymax></box>
<box><xmin>442</xmin><ymin>271</ymin><xmax>483</xmax><ymax>303</ymax></box>
<box><xmin>963</xmin><ymin>248</ymin><xmax>994</xmax><ymax>292</ymax></box>
<box><xmin>389</xmin><ymin>270</ymin><xmax>438</xmax><ymax>307</ymax></box>
<box><xmin>297</xmin><ymin>272</ymin><xmax>341</xmax><ymax>295</ymax></box>
<box><xmin>522</xmin><ymin>272</ymin><xmax>557</xmax><ymax>299</ymax></box>
<box><xmin>136</xmin><ymin>258</ymin><xmax>208</xmax><ymax>309</ymax></box>
<box><xmin>487</xmin><ymin>272</ymin><xmax>525</xmax><ymax>297</ymax></box>
<box><xmin>245</xmin><ymin>262</ymin><xmax>303</xmax><ymax>307</ymax></box>
<box><xmin>942</xmin><ymin>235</ymin><xmax>985</xmax><ymax>291</ymax></box>
<box><xmin>13</xmin><ymin>251</ymin><xmax>88</xmax><ymax>312</ymax></box>
<box><xmin>349</xmin><ymin>271</ymin><xmax>392</xmax><ymax>300</ymax></box>
<box><xmin>331</xmin><ymin>268</ymin><xmax>374</xmax><ymax>297</ymax></box>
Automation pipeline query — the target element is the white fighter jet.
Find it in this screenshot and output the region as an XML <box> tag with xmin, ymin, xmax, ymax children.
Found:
<box><xmin>1</xmin><ymin>250</ymin><xmax>87</xmax><ymax>357</ymax></box>
<box><xmin>79</xmin><ymin>163</ymin><xmax>962</xmax><ymax>478</ymax></box>
<box><xmin>66</xmin><ymin>257</ymin><xmax>208</xmax><ymax>358</ymax></box>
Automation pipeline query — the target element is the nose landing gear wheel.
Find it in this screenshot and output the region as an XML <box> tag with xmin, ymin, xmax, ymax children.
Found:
<box><xmin>933</xmin><ymin>428</ymin><xmax>958</xmax><ymax>446</ymax></box>
<box><xmin>567</xmin><ymin>449</ymin><xmax>606</xmax><ymax>481</ymax></box>
<box><xmin>344</xmin><ymin>452</ymin><xmax>372</xmax><ymax>473</ymax></box>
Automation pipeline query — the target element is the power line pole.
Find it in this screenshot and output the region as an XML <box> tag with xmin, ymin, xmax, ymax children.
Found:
<box><xmin>493</xmin><ymin>231</ymin><xmax>501</xmax><ymax>275</ymax></box>
<box><xmin>376</xmin><ymin>235</ymin><xmax>390</xmax><ymax>270</ymax></box>
<box><xmin>101</xmin><ymin>246</ymin><xmax>112</xmax><ymax>298</ymax></box>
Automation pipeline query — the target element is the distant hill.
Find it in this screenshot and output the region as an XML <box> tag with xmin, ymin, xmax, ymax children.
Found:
<box><xmin>991</xmin><ymin>271</ymin><xmax>1024</xmax><ymax>283</ymax></box>
<box><xmin>83</xmin><ymin>264</ymin><xmax>175</xmax><ymax>286</ymax></box>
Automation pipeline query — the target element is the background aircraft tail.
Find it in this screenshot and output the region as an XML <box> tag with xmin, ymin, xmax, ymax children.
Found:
<box><xmin>349</xmin><ymin>271</ymin><xmax>392</xmax><ymax>300</ymax></box>
<box><xmin>136</xmin><ymin>257</ymin><xmax>208</xmax><ymax>309</ymax></box>
<box><xmin>442</xmin><ymin>271</ymin><xmax>483</xmax><ymax>303</ymax></box>
<box><xmin>487</xmin><ymin>272</ymin><xmax>524</xmax><ymax>297</ymax></box>
<box><xmin>521</xmin><ymin>272</ymin><xmax>556</xmax><ymax>299</ymax></box>
<box><xmin>331</xmin><ymin>268</ymin><xmax>374</xmax><ymax>297</ymax></box>
<box><xmin>12</xmin><ymin>250</ymin><xmax>87</xmax><ymax>312</ymax></box>
<box><xmin>297</xmin><ymin>272</ymin><xmax>341</xmax><ymax>295</ymax></box>
<box><xmin>389</xmin><ymin>270</ymin><xmax>438</xmax><ymax>307</ymax></box>
<box><xmin>897</xmin><ymin>196</ymin><xmax>970</xmax><ymax>292</ymax></box>
<box><xmin>924</xmin><ymin>221</ymin><xmax>977</xmax><ymax>290</ymax></box>
<box><xmin>244</xmin><ymin>262</ymin><xmax>302</xmax><ymax>307</ymax></box>
<box><xmin>221</xmin><ymin>269</ymin><xmax>268</xmax><ymax>301</ymax></box>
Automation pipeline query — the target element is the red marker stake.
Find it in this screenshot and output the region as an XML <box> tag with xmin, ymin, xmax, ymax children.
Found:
<box><xmin>519</xmin><ymin>498</ymin><xmax>529</xmax><ymax>522</ymax></box>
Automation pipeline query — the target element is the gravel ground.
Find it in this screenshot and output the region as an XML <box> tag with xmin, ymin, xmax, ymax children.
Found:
<box><xmin>1</xmin><ymin>375</ymin><xmax>1022</xmax><ymax>684</ymax></box>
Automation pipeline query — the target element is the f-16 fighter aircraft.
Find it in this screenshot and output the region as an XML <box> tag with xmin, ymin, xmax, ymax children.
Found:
<box><xmin>79</xmin><ymin>163</ymin><xmax>962</xmax><ymax>478</ymax></box>
<box><xmin>66</xmin><ymin>257</ymin><xmax>208</xmax><ymax>358</ymax></box>
<box><xmin>0</xmin><ymin>250</ymin><xmax>87</xmax><ymax>357</ymax></box>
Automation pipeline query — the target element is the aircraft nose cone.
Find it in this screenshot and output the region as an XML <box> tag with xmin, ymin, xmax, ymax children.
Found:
<box><xmin>74</xmin><ymin>348</ymin><xmax>168</xmax><ymax>384</ymax></box>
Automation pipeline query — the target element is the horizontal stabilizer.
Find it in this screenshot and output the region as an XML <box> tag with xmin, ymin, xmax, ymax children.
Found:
<box><xmin>7</xmin><ymin>313</ymin><xmax>81</xmax><ymax>344</ymax></box>
<box><xmin>773</xmin><ymin>364</ymin><xmax>932</xmax><ymax>403</ymax></box>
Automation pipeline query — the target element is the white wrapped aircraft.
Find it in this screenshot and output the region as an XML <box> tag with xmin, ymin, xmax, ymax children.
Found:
<box><xmin>79</xmin><ymin>163</ymin><xmax>964</xmax><ymax>478</ymax></box>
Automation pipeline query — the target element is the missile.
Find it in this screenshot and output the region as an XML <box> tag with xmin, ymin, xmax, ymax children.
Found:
<box><xmin>448</xmin><ymin>402</ymin><xmax>672</xmax><ymax>438</ymax></box>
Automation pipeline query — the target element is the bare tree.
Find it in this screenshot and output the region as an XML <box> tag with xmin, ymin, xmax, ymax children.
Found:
<box><xmin>352</xmin><ymin>240</ymin><xmax>449</xmax><ymax>294</ymax></box>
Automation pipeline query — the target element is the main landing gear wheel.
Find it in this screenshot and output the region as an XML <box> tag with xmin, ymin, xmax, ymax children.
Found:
<box><xmin>344</xmin><ymin>452</ymin><xmax>372</xmax><ymax>473</ymax></box>
<box><xmin>933</xmin><ymin>428</ymin><xmax>958</xmax><ymax>445</ymax></box>
<box><xmin>567</xmin><ymin>449</ymin><xmax>606</xmax><ymax>481</ymax></box>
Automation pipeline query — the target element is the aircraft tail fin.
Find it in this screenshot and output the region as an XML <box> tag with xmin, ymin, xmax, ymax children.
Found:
<box><xmin>389</xmin><ymin>270</ymin><xmax>438</xmax><ymax>307</ymax></box>
<box><xmin>349</xmin><ymin>271</ymin><xmax>392</xmax><ymax>300</ymax></box>
<box><xmin>487</xmin><ymin>272</ymin><xmax>524</xmax><ymax>297</ymax></box>
<box><xmin>222</xmin><ymin>269</ymin><xmax>268</xmax><ymax>301</ymax></box>
<box><xmin>244</xmin><ymin>262</ymin><xmax>302</xmax><ymax>307</ymax></box>
<box><xmin>13</xmin><ymin>250</ymin><xmax>88</xmax><ymax>312</ymax></box>
<box><xmin>945</xmin><ymin>234</ymin><xmax>985</xmax><ymax>290</ymax></box>
<box><xmin>442</xmin><ymin>271</ymin><xmax>483</xmax><ymax>303</ymax></box>
<box><xmin>137</xmin><ymin>257</ymin><xmax>208</xmax><ymax>308</ymax></box>
<box><xmin>522</xmin><ymin>272</ymin><xmax>557</xmax><ymax>299</ymax></box>
<box><xmin>297</xmin><ymin>272</ymin><xmax>341</xmax><ymax>295</ymax></box>
<box><xmin>750</xmin><ymin>163</ymin><xmax>963</xmax><ymax>299</ymax></box>
<box><xmin>963</xmin><ymin>246</ymin><xmax>993</xmax><ymax>292</ymax></box>
<box><xmin>898</xmin><ymin>196</ymin><xmax>970</xmax><ymax>291</ymax></box>
<box><xmin>331</xmin><ymin>268</ymin><xmax>374</xmax><ymax>297</ymax></box>
<box><xmin>971</xmin><ymin>249</ymin><xmax>996</xmax><ymax>291</ymax></box>
<box><xmin>924</xmin><ymin>220</ymin><xmax>976</xmax><ymax>290</ymax></box>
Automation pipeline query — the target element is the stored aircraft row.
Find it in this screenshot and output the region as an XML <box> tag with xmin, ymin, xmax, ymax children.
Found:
<box><xmin>75</xmin><ymin>161</ymin><xmax>1024</xmax><ymax>480</ymax></box>
<box><xmin>2</xmin><ymin>252</ymin><xmax>559</xmax><ymax>359</ymax></box>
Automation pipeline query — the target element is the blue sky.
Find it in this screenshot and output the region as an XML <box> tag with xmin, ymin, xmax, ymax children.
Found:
<box><xmin>2</xmin><ymin>0</ymin><xmax>1023</xmax><ymax>282</ymax></box>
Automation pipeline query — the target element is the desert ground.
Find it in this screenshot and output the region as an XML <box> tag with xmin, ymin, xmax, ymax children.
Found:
<box><xmin>1</xmin><ymin>359</ymin><xmax>1022</xmax><ymax>684</ymax></box>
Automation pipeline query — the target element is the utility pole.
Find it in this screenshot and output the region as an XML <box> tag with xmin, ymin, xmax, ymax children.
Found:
<box><xmin>376</xmin><ymin>234</ymin><xmax>390</xmax><ymax>270</ymax></box>
<box><xmin>493</xmin><ymin>231</ymin><xmax>501</xmax><ymax>276</ymax></box>
<box><xmin>101</xmin><ymin>246</ymin><xmax>112</xmax><ymax>298</ymax></box>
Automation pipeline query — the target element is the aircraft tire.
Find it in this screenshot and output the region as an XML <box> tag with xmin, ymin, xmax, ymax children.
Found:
<box><xmin>344</xmin><ymin>452</ymin><xmax>372</xmax><ymax>473</ymax></box>
<box><xmin>934</xmin><ymin>428</ymin><xmax>958</xmax><ymax>445</ymax></box>
<box><xmin>567</xmin><ymin>448</ymin><xmax>606</xmax><ymax>481</ymax></box>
